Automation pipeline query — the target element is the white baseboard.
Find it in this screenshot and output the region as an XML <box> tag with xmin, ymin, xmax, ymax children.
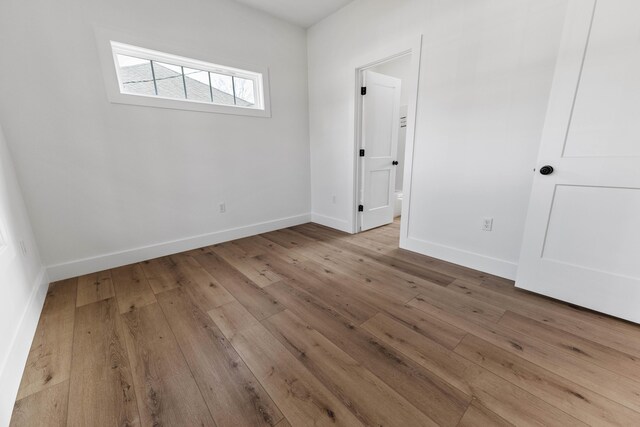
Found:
<box><xmin>311</xmin><ymin>213</ymin><xmax>353</xmax><ymax>234</ymax></box>
<box><xmin>0</xmin><ymin>268</ymin><xmax>49</xmax><ymax>427</ymax></box>
<box><xmin>47</xmin><ymin>213</ymin><xmax>311</xmax><ymax>282</ymax></box>
<box><xmin>401</xmin><ymin>236</ymin><xmax>518</xmax><ymax>280</ymax></box>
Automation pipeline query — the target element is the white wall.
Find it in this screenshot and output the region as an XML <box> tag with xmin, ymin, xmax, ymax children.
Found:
<box><xmin>308</xmin><ymin>0</ymin><xmax>568</xmax><ymax>278</ymax></box>
<box><xmin>0</xmin><ymin>125</ymin><xmax>48</xmax><ymax>427</ymax></box>
<box><xmin>0</xmin><ymin>0</ymin><xmax>311</xmax><ymax>281</ymax></box>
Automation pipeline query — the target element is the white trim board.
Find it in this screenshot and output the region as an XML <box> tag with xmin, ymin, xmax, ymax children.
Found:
<box><xmin>401</xmin><ymin>236</ymin><xmax>518</xmax><ymax>280</ymax></box>
<box><xmin>47</xmin><ymin>213</ymin><xmax>311</xmax><ymax>282</ymax></box>
<box><xmin>353</xmin><ymin>35</ymin><xmax>423</xmax><ymax>234</ymax></box>
<box><xmin>0</xmin><ymin>268</ymin><xmax>49</xmax><ymax>427</ymax></box>
<box><xmin>311</xmin><ymin>213</ymin><xmax>353</xmax><ymax>234</ymax></box>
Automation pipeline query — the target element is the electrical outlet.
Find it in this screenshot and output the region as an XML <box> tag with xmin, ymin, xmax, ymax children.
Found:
<box><xmin>219</xmin><ymin>203</ymin><xmax>226</xmax><ymax>213</ymax></box>
<box><xmin>332</xmin><ymin>195</ymin><xmax>337</xmax><ymax>204</ymax></box>
<box><xmin>482</xmin><ymin>218</ymin><xmax>494</xmax><ymax>232</ymax></box>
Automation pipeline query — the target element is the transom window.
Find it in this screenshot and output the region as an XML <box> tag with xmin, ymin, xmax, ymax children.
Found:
<box><xmin>110</xmin><ymin>42</ymin><xmax>265</xmax><ymax>111</ymax></box>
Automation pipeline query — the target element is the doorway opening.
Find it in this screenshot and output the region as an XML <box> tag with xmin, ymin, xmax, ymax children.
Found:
<box><xmin>353</xmin><ymin>37</ymin><xmax>422</xmax><ymax>242</ymax></box>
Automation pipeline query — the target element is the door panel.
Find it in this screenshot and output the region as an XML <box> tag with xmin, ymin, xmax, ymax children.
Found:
<box><xmin>564</xmin><ymin>0</ymin><xmax>640</xmax><ymax>158</ymax></box>
<box><xmin>369</xmin><ymin>170</ymin><xmax>392</xmax><ymax>210</ymax></box>
<box><xmin>542</xmin><ymin>185</ymin><xmax>640</xmax><ymax>278</ymax></box>
<box><xmin>360</xmin><ymin>71</ymin><xmax>401</xmax><ymax>232</ymax></box>
<box><xmin>516</xmin><ymin>0</ymin><xmax>640</xmax><ymax>323</ymax></box>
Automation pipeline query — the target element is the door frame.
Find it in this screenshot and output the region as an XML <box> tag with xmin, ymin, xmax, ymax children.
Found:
<box><xmin>352</xmin><ymin>35</ymin><xmax>423</xmax><ymax>234</ymax></box>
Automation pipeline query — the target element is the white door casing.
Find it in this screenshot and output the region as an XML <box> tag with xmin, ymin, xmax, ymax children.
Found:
<box><xmin>360</xmin><ymin>71</ymin><xmax>402</xmax><ymax>231</ymax></box>
<box><xmin>516</xmin><ymin>0</ymin><xmax>640</xmax><ymax>323</ymax></box>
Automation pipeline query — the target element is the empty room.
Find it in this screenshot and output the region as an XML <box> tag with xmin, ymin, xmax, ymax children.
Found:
<box><xmin>1</xmin><ymin>0</ymin><xmax>639</xmax><ymax>425</ymax></box>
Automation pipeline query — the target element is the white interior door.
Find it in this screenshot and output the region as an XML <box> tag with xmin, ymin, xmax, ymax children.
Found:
<box><xmin>360</xmin><ymin>70</ymin><xmax>401</xmax><ymax>231</ymax></box>
<box><xmin>517</xmin><ymin>0</ymin><xmax>640</xmax><ymax>323</ymax></box>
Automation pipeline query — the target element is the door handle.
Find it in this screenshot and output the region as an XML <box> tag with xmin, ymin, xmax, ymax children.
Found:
<box><xmin>539</xmin><ymin>165</ymin><xmax>554</xmax><ymax>175</ymax></box>
<box><xmin>392</xmin><ymin>161</ymin><xmax>399</xmax><ymax>166</ymax></box>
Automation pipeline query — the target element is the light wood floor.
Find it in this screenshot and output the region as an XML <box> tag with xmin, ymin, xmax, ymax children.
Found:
<box><xmin>10</xmin><ymin>220</ymin><xmax>640</xmax><ymax>426</ymax></box>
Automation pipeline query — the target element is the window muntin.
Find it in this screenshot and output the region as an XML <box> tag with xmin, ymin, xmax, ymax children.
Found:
<box><xmin>111</xmin><ymin>42</ymin><xmax>263</xmax><ymax>110</ymax></box>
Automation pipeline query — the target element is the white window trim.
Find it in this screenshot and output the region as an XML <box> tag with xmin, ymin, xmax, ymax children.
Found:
<box><xmin>95</xmin><ymin>27</ymin><xmax>271</xmax><ymax>118</ymax></box>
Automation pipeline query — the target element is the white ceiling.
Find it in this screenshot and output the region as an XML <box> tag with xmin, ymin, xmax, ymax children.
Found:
<box><xmin>231</xmin><ymin>0</ymin><xmax>355</xmax><ymax>28</ymax></box>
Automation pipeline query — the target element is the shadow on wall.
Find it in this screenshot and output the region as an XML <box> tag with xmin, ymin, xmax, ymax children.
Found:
<box><xmin>0</xmin><ymin>124</ymin><xmax>47</xmax><ymax>427</ymax></box>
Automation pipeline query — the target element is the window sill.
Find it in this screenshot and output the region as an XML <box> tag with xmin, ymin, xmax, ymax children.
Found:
<box><xmin>108</xmin><ymin>91</ymin><xmax>272</xmax><ymax>117</ymax></box>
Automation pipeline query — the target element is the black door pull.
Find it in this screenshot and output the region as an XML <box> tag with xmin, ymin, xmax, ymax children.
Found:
<box><xmin>539</xmin><ymin>165</ymin><xmax>554</xmax><ymax>175</ymax></box>
<box><xmin>392</xmin><ymin>161</ymin><xmax>399</xmax><ymax>166</ymax></box>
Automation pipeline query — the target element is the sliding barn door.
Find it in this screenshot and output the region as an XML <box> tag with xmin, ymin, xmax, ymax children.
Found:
<box><xmin>516</xmin><ymin>0</ymin><xmax>640</xmax><ymax>323</ymax></box>
<box><xmin>360</xmin><ymin>71</ymin><xmax>401</xmax><ymax>231</ymax></box>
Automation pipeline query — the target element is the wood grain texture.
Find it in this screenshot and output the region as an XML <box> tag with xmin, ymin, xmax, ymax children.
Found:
<box><xmin>121</xmin><ymin>303</ymin><xmax>215</xmax><ymax>426</ymax></box>
<box><xmin>210</xmin><ymin>242</ymin><xmax>282</xmax><ymax>288</ymax></box>
<box><xmin>76</xmin><ymin>270</ymin><xmax>114</xmax><ymax>307</ymax></box>
<box><xmin>264</xmin><ymin>309</ymin><xmax>439</xmax><ymax>426</ymax></box>
<box><xmin>193</xmin><ymin>250</ymin><xmax>284</xmax><ymax>320</ymax></box>
<box><xmin>11</xmin><ymin>220</ymin><xmax>640</xmax><ymax>426</ymax></box>
<box><xmin>457</xmin><ymin>402</ymin><xmax>513</xmax><ymax>427</ymax></box>
<box><xmin>16</xmin><ymin>280</ymin><xmax>76</xmax><ymax>400</ymax></box>
<box><xmin>156</xmin><ymin>287</ymin><xmax>283</xmax><ymax>426</ymax></box>
<box><xmin>360</xmin><ymin>313</ymin><xmax>584</xmax><ymax>426</ymax></box>
<box><xmin>264</xmin><ymin>280</ymin><xmax>470</xmax><ymax>426</ymax></box>
<box><xmin>10</xmin><ymin>381</ymin><xmax>69</xmax><ymax>427</ymax></box>
<box><xmin>210</xmin><ymin>300</ymin><xmax>363</xmax><ymax>426</ymax></box>
<box><xmin>455</xmin><ymin>334</ymin><xmax>640</xmax><ymax>426</ymax></box>
<box><xmin>499</xmin><ymin>310</ymin><xmax>640</xmax><ymax>383</ymax></box>
<box><xmin>111</xmin><ymin>263</ymin><xmax>157</xmax><ymax>314</ymax></box>
<box><xmin>67</xmin><ymin>298</ymin><xmax>140</xmax><ymax>427</ymax></box>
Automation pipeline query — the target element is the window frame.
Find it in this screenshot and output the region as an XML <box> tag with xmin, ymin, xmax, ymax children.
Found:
<box><xmin>95</xmin><ymin>28</ymin><xmax>271</xmax><ymax>118</ymax></box>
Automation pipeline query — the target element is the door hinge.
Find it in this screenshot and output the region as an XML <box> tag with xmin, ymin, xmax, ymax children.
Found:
<box><xmin>361</xmin><ymin>87</ymin><xmax>367</xmax><ymax>96</ymax></box>
<box><xmin>358</xmin><ymin>205</ymin><xmax>364</xmax><ymax>212</ymax></box>
<box><xmin>359</xmin><ymin>149</ymin><xmax>365</xmax><ymax>157</ymax></box>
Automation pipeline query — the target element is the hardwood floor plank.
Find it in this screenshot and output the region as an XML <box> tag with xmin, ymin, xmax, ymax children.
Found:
<box><xmin>448</xmin><ymin>278</ymin><xmax>640</xmax><ymax>358</ymax></box>
<box><xmin>499</xmin><ymin>310</ymin><xmax>640</xmax><ymax>383</ymax></box>
<box><xmin>264</xmin><ymin>309</ymin><xmax>439</xmax><ymax>426</ymax></box>
<box><xmin>193</xmin><ymin>250</ymin><xmax>284</xmax><ymax>320</ymax></box>
<box><xmin>289</xmin><ymin>239</ymin><xmax>425</xmax><ymax>302</ymax></box>
<box><xmin>279</xmin><ymin>256</ymin><xmax>467</xmax><ymax>350</ymax></box>
<box><xmin>237</xmin><ymin>234</ymin><xmax>311</xmax><ymax>264</ymax></box>
<box><xmin>261</xmin><ymin>228</ymin><xmax>316</xmax><ymax>249</ymax></box>
<box><xmin>156</xmin><ymin>288</ymin><xmax>283</xmax><ymax>426</ymax></box>
<box><xmin>13</xmin><ymin>220</ymin><xmax>640</xmax><ymax>425</ymax></box>
<box><xmin>227</xmin><ymin>236</ymin><xmax>272</xmax><ymax>257</ymax></box>
<box><xmin>210</xmin><ymin>243</ymin><xmax>282</xmax><ymax>288</ymax></box>
<box><xmin>111</xmin><ymin>264</ymin><xmax>157</xmax><ymax>314</ymax></box>
<box><xmin>264</xmin><ymin>280</ymin><xmax>470</xmax><ymax>426</ymax></box>
<box><xmin>10</xmin><ymin>381</ymin><xmax>69</xmax><ymax>427</ymax></box>
<box><xmin>408</xmin><ymin>296</ymin><xmax>640</xmax><ymax>413</ymax></box>
<box><xmin>16</xmin><ymin>279</ymin><xmax>76</xmax><ymax>400</ymax></box>
<box><xmin>412</xmin><ymin>289</ymin><xmax>505</xmax><ymax>325</ymax></box>
<box><xmin>456</xmin><ymin>334</ymin><xmax>640</xmax><ymax>426</ymax></box>
<box><xmin>256</xmin><ymin>252</ymin><xmax>379</xmax><ymax>325</ymax></box>
<box><xmin>274</xmin><ymin>418</ymin><xmax>292</xmax><ymax>427</ymax></box>
<box><xmin>289</xmin><ymin>228</ymin><xmax>449</xmax><ymax>292</ymax></box>
<box><xmin>140</xmin><ymin>256</ymin><xmax>189</xmax><ymax>294</ymax></box>
<box><xmin>293</xmin><ymin>226</ymin><xmax>456</xmax><ymax>286</ymax></box>
<box><xmin>457</xmin><ymin>402</ymin><xmax>513</xmax><ymax>427</ymax></box>
<box><xmin>76</xmin><ymin>271</ymin><xmax>114</xmax><ymax>307</ymax></box>
<box><xmin>67</xmin><ymin>298</ymin><xmax>140</xmax><ymax>427</ymax></box>
<box><xmin>209</xmin><ymin>300</ymin><xmax>364</xmax><ymax>427</ymax></box>
<box><xmin>142</xmin><ymin>253</ymin><xmax>235</xmax><ymax>311</ymax></box>
<box><xmin>121</xmin><ymin>303</ymin><xmax>215</xmax><ymax>426</ymax></box>
<box><xmin>361</xmin><ymin>313</ymin><xmax>585</xmax><ymax>426</ymax></box>
<box><xmin>208</xmin><ymin>300</ymin><xmax>262</xmax><ymax>339</ymax></box>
